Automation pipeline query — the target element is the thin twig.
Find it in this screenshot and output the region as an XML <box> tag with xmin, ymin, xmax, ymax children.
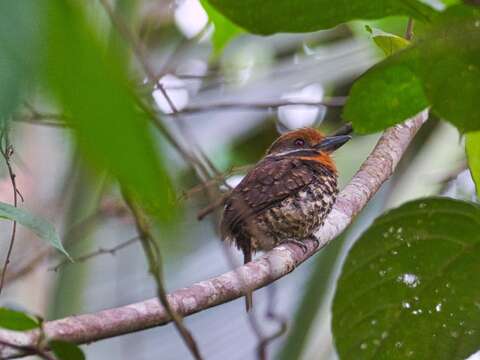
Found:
<box><xmin>13</xmin><ymin>116</ymin><xmax>69</xmax><ymax>128</ymax></box>
<box><xmin>0</xmin><ymin>126</ymin><xmax>23</xmax><ymax>295</ymax></box>
<box><xmin>331</xmin><ymin>122</ymin><xmax>353</xmax><ymax>137</ymax></box>
<box><xmin>256</xmin><ymin>285</ymin><xmax>288</xmax><ymax>360</ymax></box>
<box><xmin>405</xmin><ymin>18</ymin><xmax>415</xmax><ymax>41</ymax></box>
<box><xmin>99</xmin><ymin>0</ymin><xmax>222</xmax><ymax>180</ymax></box>
<box><xmin>197</xmin><ymin>193</ymin><xmax>230</xmax><ymax>220</ymax></box>
<box><xmin>179</xmin><ymin>163</ymin><xmax>252</xmax><ymax>201</ymax></box>
<box><xmin>98</xmin><ymin>0</ymin><xmax>217</xmax><ymax>184</ymax></box>
<box><xmin>49</xmin><ymin>236</ymin><xmax>140</xmax><ymax>272</ymax></box>
<box><xmin>122</xmin><ymin>191</ymin><xmax>203</xmax><ymax>360</ymax></box>
<box><xmin>0</xmin><ymin>340</ymin><xmax>55</xmax><ymax>360</ymax></box>
<box><xmin>13</xmin><ymin>99</ymin><xmax>347</xmax><ymax>128</ymax></box>
<box><xmin>176</xmin><ymin>97</ymin><xmax>347</xmax><ymax>115</ymax></box>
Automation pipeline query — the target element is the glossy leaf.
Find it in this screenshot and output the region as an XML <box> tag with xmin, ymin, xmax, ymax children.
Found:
<box><xmin>345</xmin><ymin>5</ymin><xmax>480</xmax><ymax>133</ymax></box>
<box><xmin>49</xmin><ymin>340</ymin><xmax>85</xmax><ymax>360</ymax></box>
<box><xmin>466</xmin><ymin>131</ymin><xmax>480</xmax><ymax>196</ymax></box>
<box><xmin>332</xmin><ymin>198</ymin><xmax>480</xmax><ymax>360</ymax></box>
<box><xmin>0</xmin><ymin>308</ymin><xmax>40</xmax><ymax>331</ymax></box>
<box><xmin>344</xmin><ymin>59</ymin><xmax>429</xmax><ymax>134</ymax></box>
<box><xmin>365</xmin><ymin>25</ymin><xmax>410</xmax><ymax>56</ymax></box>
<box><xmin>200</xmin><ymin>0</ymin><xmax>243</xmax><ymax>55</ymax></box>
<box><xmin>207</xmin><ymin>0</ymin><xmax>436</xmax><ymax>35</ymax></box>
<box><xmin>0</xmin><ymin>1</ymin><xmax>45</xmax><ymax>121</ymax></box>
<box><xmin>44</xmin><ymin>1</ymin><xmax>173</xmax><ymax>221</ymax></box>
<box><xmin>0</xmin><ymin>202</ymin><xmax>69</xmax><ymax>259</ymax></box>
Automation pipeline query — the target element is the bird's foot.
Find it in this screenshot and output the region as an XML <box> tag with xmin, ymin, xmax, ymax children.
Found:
<box><xmin>282</xmin><ymin>239</ymin><xmax>309</xmax><ymax>254</ymax></box>
<box><xmin>309</xmin><ymin>235</ymin><xmax>320</xmax><ymax>249</ymax></box>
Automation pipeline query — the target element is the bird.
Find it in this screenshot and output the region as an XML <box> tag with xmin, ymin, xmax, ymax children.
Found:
<box><xmin>220</xmin><ymin>127</ymin><xmax>351</xmax><ymax>311</ymax></box>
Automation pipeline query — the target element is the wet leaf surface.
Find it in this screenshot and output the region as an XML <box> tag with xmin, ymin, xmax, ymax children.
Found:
<box><xmin>333</xmin><ymin>198</ymin><xmax>480</xmax><ymax>360</ymax></box>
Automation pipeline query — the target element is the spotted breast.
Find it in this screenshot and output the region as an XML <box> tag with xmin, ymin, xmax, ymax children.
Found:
<box><xmin>221</xmin><ymin>156</ymin><xmax>338</xmax><ymax>256</ymax></box>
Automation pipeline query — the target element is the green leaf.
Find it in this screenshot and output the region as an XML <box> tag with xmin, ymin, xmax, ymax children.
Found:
<box><xmin>345</xmin><ymin>5</ymin><xmax>480</xmax><ymax>134</ymax></box>
<box><xmin>207</xmin><ymin>0</ymin><xmax>436</xmax><ymax>35</ymax></box>
<box><xmin>0</xmin><ymin>202</ymin><xmax>69</xmax><ymax>259</ymax></box>
<box><xmin>365</xmin><ymin>25</ymin><xmax>411</xmax><ymax>56</ymax></box>
<box><xmin>344</xmin><ymin>60</ymin><xmax>429</xmax><ymax>133</ymax></box>
<box><xmin>332</xmin><ymin>198</ymin><xmax>480</xmax><ymax>360</ymax></box>
<box><xmin>0</xmin><ymin>308</ymin><xmax>40</xmax><ymax>331</ymax></box>
<box><xmin>0</xmin><ymin>1</ymin><xmax>46</xmax><ymax>120</ymax></box>
<box><xmin>44</xmin><ymin>1</ymin><xmax>174</xmax><ymax>221</ymax></box>
<box><xmin>417</xmin><ymin>5</ymin><xmax>480</xmax><ymax>133</ymax></box>
<box><xmin>200</xmin><ymin>0</ymin><xmax>243</xmax><ymax>55</ymax></box>
<box><xmin>466</xmin><ymin>131</ymin><xmax>480</xmax><ymax>196</ymax></box>
<box><xmin>49</xmin><ymin>340</ymin><xmax>85</xmax><ymax>360</ymax></box>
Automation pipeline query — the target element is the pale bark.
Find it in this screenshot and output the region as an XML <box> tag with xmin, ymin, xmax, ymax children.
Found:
<box><xmin>0</xmin><ymin>110</ymin><xmax>429</xmax><ymax>359</ymax></box>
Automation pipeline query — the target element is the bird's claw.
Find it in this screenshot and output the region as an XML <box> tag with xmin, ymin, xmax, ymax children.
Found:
<box><xmin>310</xmin><ymin>236</ymin><xmax>320</xmax><ymax>249</ymax></box>
<box><xmin>283</xmin><ymin>239</ymin><xmax>309</xmax><ymax>254</ymax></box>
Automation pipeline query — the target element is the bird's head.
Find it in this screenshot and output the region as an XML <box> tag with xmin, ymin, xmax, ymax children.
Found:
<box><xmin>266</xmin><ymin>128</ymin><xmax>351</xmax><ymax>172</ymax></box>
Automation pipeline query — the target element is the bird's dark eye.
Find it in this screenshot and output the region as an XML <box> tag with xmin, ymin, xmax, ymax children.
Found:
<box><xmin>294</xmin><ymin>138</ymin><xmax>305</xmax><ymax>147</ymax></box>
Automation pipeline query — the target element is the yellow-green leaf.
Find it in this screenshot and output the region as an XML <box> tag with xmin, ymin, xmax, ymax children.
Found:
<box><xmin>365</xmin><ymin>25</ymin><xmax>410</xmax><ymax>56</ymax></box>
<box><xmin>466</xmin><ymin>131</ymin><xmax>480</xmax><ymax>196</ymax></box>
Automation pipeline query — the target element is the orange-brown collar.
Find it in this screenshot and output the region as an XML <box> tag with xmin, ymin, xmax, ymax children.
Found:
<box><xmin>297</xmin><ymin>152</ymin><xmax>337</xmax><ymax>173</ymax></box>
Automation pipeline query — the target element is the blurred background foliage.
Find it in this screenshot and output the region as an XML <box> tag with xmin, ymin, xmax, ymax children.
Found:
<box><xmin>0</xmin><ymin>0</ymin><xmax>479</xmax><ymax>359</ymax></box>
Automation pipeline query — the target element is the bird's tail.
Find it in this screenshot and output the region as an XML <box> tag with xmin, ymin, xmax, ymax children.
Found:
<box><xmin>243</xmin><ymin>246</ymin><xmax>253</xmax><ymax>312</ymax></box>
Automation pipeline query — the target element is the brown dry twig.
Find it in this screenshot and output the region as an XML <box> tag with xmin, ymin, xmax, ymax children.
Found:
<box><xmin>49</xmin><ymin>236</ymin><xmax>140</xmax><ymax>272</ymax></box>
<box><xmin>0</xmin><ymin>127</ymin><xmax>24</xmax><ymax>295</ymax></box>
<box><xmin>176</xmin><ymin>97</ymin><xmax>347</xmax><ymax>115</ymax></box>
<box><xmin>0</xmin><ymin>110</ymin><xmax>428</xmax><ymax>359</ymax></box>
<box><xmin>405</xmin><ymin>18</ymin><xmax>415</xmax><ymax>41</ymax></box>
<box><xmin>0</xmin><ymin>340</ymin><xmax>54</xmax><ymax>360</ymax></box>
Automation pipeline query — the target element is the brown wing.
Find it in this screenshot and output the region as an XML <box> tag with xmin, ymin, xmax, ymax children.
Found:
<box><xmin>220</xmin><ymin>157</ymin><xmax>314</xmax><ymax>240</ymax></box>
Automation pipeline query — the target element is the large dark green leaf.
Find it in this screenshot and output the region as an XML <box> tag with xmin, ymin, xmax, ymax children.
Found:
<box><xmin>207</xmin><ymin>0</ymin><xmax>436</xmax><ymax>35</ymax></box>
<box><xmin>344</xmin><ymin>59</ymin><xmax>429</xmax><ymax>134</ymax></box>
<box><xmin>0</xmin><ymin>1</ymin><xmax>45</xmax><ymax>120</ymax></box>
<box><xmin>0</xmin><ymin>202</ymin><xmax>69</xmax><ymax>258</ymax></box>
<box><xmin>44</xmin><ymin>1</ymin><xmax>173</xmax><ymax>221</ymax></box>
<box><xmin>49</xmin><ymin>340</ymin><xmax>85</xmax><ymax>360</ymax></box>
<box><xmin>332</xmin><ymin>198</ymin><xmax>480</xmax><ymax>360</ymax></box>
<box><xmin>466</xmin><ymin>132</ymin><xmax>480</xmax><ymax>196</ymax></box>
<box><xmin>0</xmin><ymin>308</ymin><xmax>40</xmax><ymax>331</ymax></box>
<box><xmin>345</xmin><ymin>5</ymin><xmax>480</xmax><ymax>133</ymax></box>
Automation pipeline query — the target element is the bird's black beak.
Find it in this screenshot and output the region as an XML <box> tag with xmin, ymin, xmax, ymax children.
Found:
<box><xmin>315</xmin><ymin>135</ymin><xmax>351</xmax><ymax>152</ymax></box>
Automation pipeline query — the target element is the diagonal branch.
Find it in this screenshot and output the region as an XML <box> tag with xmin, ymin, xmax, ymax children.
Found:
<box><xmin>0</xmin><ymin>110</ymin><xmax>428</xmax><ymax>359</ymax></box>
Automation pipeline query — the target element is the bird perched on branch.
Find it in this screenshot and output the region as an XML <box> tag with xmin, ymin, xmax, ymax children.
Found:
<box><xmin>220</xmin><ymin>127</ymin><xmax>351</xmax><ymax>311</ymax></box>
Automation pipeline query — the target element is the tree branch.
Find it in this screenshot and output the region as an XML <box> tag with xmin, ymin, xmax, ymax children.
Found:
<box><xmin>0</xmin><ymin>110</ymin><xmax>428</xmax><ymax>359</ymax></box>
